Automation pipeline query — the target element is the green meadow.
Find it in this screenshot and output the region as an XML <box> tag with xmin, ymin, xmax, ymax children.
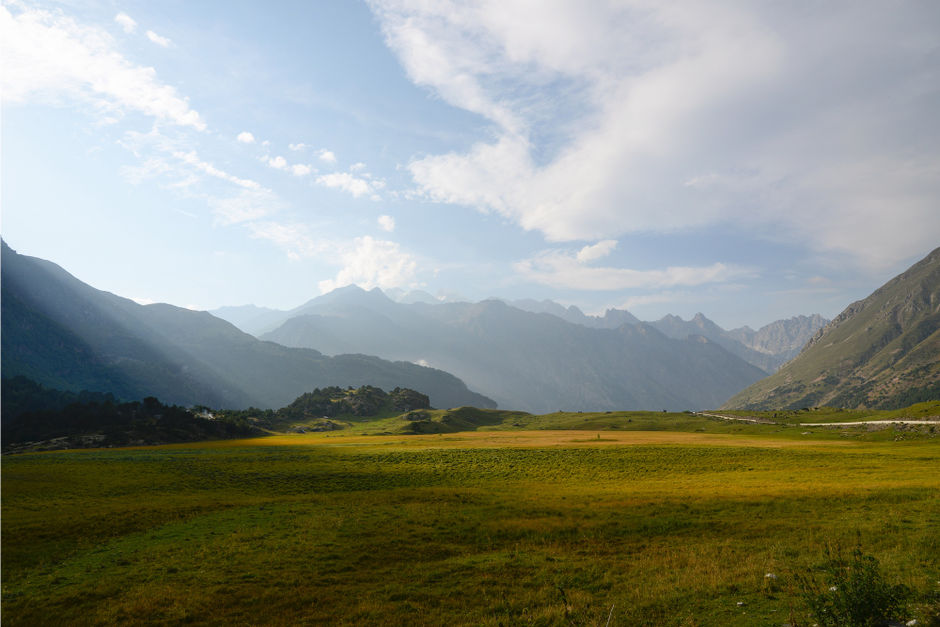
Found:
<box><xmin>3</xmin><ymin>415</ymin><xmax>939</xmax><ymax>625</ymax></box>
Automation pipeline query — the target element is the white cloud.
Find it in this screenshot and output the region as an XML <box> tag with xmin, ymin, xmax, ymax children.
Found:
<box><xmin>374</xmin><ymin>1</ymin><xmax>940</xmax><ymax>269</ymax></box>
<box><xmin>377</xmin><ymin>214</ymin><xmax>396</xmax><ymax>232</ymax></box>
<box><xmin>265</xmin><ymin>155</ymin><xmax>288</xmax><ymax>170</ymax></box>
<box><xmin>262</xmin><ymin>155</ymin><xmax>312</xmax><ymax>177</ymax></box>
<box><xmin>576</xmin><ymin>240</ymin><xmax>617</xmax><ymax>263</ymax></box>
<box><xmin>316</xmin><ymin>172</ymin><xmax>373</xmax><ymax>198</ymax></box>
<box><xmin>515</xmin><ymin>248</ymin><xmax>755</xmax><ymax>291</ymax></box>
<box><xmin>174</xmin><ymin>150</ymin><xmax>261</xmax><ymax>190</ymax></box>
<box><xmin>114</xmin><ymin>12</ymin><xmax>136</xmax><ymax>34</ymax></box>
<box><xmin>146</xmin><ymin>30</ymin><xmax>171</xmax><ymax>47</ymax></box>
<box><xmin>350</xmin><ymin>162</ymin><xmax>366</xmax><ymax>171</ymax></box>
<box><xmin>1</xmin><ymin>5</ymin><xmax>205</xmax><ymax>129</ymax></box>
<box><xmin>318</xmin><ymin>236</ymin><xmax>418</xmax><ymax>293</ymax></box>
<box><xmin>318</xmin><ymin>149</ymin><xmax>337</xmax><ymax>163</ymax></box>
<box><xmin>288</xmin><ymin>143</ymin><xmax>307</xmax><ymax>151</ymax></box>
<box><xmin>237</xmin><ymin>131</ymin><xmax>255</xmax><ymax>144</ymax></box>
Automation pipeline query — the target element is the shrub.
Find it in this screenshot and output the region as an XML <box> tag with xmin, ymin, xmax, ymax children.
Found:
<box><xmin>795</xmin><ymin>544</ymin><xmax>911</xmax><ymax>626</ymax></box>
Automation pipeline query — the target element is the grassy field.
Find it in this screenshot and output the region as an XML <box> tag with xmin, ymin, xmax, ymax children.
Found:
<box><xmin>3</xmin><ymin>418</ymin><xmax>939</xmax><ymax>625</ymax></box>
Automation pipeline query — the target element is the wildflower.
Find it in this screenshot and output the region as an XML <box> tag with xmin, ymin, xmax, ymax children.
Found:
<box><xmin>765</xmin><ymin>573</ymin><xmax>777</xmax><ymax>580</ymax></box>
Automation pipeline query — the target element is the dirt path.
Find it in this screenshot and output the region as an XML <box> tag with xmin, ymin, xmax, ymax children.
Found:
<box><xmin>798</xmin><ymin>419</ymin><xmax>940</xmax><ymax>426</ymax></box>
<box><xmin>694</xmin><ymin>412</ymin><xmax>776</xmax><ymax>424</ymax></box>
<box><xmin>695</xmin><ymin>411</ymin><xmax>940</xmax><ymax>427</ymax></box>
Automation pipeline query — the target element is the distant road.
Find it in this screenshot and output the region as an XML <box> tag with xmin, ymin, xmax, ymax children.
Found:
<box><xmin>694</xmin><ymin>412</ymin><xmax>775</xmax><ymax>424</ymax></box>
<box><xmin>693</xmin><ymin>412</ymin><xmax>939</xmax><ymax>427</ymax></box>
<box><xmin>798</xmin><ymin>420</ymin><xmax>940</xmax><ymax>426</ymax></box>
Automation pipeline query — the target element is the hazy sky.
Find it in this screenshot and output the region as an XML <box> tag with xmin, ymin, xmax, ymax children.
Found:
<box><xmin>2</xmin><ymin>0</ymin><xmax>938</xmax><ymax>329</ymax></box>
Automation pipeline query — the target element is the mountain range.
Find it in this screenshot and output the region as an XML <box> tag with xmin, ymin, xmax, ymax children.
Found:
<box><xmin>2</xmin><ymin>239</ymin><xmax>847</xmax><ymax>415</ymax></box>
<box><xmin>1</xmin><ymin>241</ymin><xmax>494</xmax><ymax>410</ymax></box>
<box><xmin>228</xmin><ymin>287</ymin><xmax>769</xmax><ymax>412</ymax></box>
<box><xmin>215</xmin><ymin>295</ymin><xmax>826</xmax><ymax>375</ymax></box>
<box><xmin>726</xmin><ymin>247</ymin><xmax>940</xmax><ymax>410</ymax></box>
<box><xmin>647</xmin><ymin>312</ymin><xmax>829</xmax><ymax>373</ymax></box>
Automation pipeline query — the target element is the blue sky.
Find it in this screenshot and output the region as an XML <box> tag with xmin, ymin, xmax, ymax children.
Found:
<box><xmin>2</xmin><ymin>0</ymin><xmax>939</xmax><ymax>329</ymax></box>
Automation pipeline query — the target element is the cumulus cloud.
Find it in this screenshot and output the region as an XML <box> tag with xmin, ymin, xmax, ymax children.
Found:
<box><xmin>261</xmin><ymin>155</ymin><xmax>312</xmax><ymax>176</ymax></box>
<box><xmin>265</xmin><ymin>155</ymin><xmax>288</xmax><ymax>170</ymax></box>
<box><xmin>318</xmin><ymin>149</ymin><xmax>337</xmax><ymax>163</ymax></box>
<box><xmin>318</xmin><ymin>236</ymin><xmax>418</xmax><ymax>293</ymax></box>
<box><xmin>114</xmin><ymin>12</ymin><xmax>136</xmax><ymax>33</ymax></box>
<box><xmin>1</xmin><ymin>5</ymin><xmax>204</xmax><ymax>129</ymax></box>
<box><xmin>288</xmin><ymin>142</ymin><xmax>306</xmax><ymax>151</ymax></box>
<box><xmin>377</xmin><ymin>214</ymin><xmax>396</xmax><ymax>232</ymax></box>
<box><xmin>372</xmin><ymin>1</ymin><xmax>940</xmax><ymax>269</ymax></box>
<box><xmin>515</xmin><ymin>248</ymin><xmax>755</xmax><ymax>291</ymax></box>
<box><xmin>146</xmin><ymin>30</ymin><xmax>171</xmax><ymax>47</ymax></box>
<box><xmin>316</xmin><ymin>172</ymin><xmax>374</xmax><ymax>198</ymax></box>
<box><xmin>237</xmin><ymin>131</ymin><xmax>255</xmax><ymax>144</ymax></box>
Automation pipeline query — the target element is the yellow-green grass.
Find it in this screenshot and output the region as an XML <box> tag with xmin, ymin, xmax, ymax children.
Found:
<box><xmin>3</xmin><ymin>430</ymin><xmax>938</xmax><ymax>625</ymax></box>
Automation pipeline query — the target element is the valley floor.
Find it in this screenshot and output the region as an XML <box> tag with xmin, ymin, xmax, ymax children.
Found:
<box><xmin>3</xmin><ymin>429</ymin><xmax>938</xmax><ymax>625</ymax></box>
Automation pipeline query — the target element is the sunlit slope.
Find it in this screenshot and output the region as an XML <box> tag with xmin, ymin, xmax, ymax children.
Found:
<box><xmin>726</xmin><ymin>247</ymin><xmax>940</xmax><ymax>409</ymax></box>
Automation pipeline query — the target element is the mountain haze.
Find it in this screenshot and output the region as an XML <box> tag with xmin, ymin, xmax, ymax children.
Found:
<box><xmin>726</xmin><ymin>315</ymin><xmax>830</xmax><ymax>367</ymax></box>
<box><xmin>215</xmin><ymin>295</ymin><xmax>823</xmax><ymax>377</ymax></box>
<box><xmin>1</xmin><ymin>242</ymin><xmax>494</xmax><ymax>410</ymax></box>
<box><xmin>725</xmin><ymin>247</ymin><xmax>940</xmax><ymax>409</ymax></box>
<box><xmin>259</xmin><ymin>287</ymin><xmax>767</xmax><ymax>412</ymax></box>
<box><xmin>649</xmin><ymin>313</ymin><xmax>828</xmax><ymax>373</ymax></box>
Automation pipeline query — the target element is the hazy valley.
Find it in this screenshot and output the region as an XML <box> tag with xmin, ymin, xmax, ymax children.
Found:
<box><xmin>4</xmin><ymin>2</ymin><xmax>939</xmax><ymax>623</ymax></box>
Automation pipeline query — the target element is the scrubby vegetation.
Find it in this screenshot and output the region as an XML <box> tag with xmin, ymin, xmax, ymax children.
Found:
<box><xmin>1</xmin><ymin>383</ymin><xmax>261</xmax><ymax>453</ymax></box>
<box><xmin>0</xmin><ymin>380</ymin><xmax>436</xmax><ymax>451</ymax></box>
<box><xmin>795</xmin><ymin>544</ymin><xmax>913</xmax><ymax>627</ymax></box>
<box><xmin>275</xmin><ymin>385</ymin><xmax>429</xmax><ymax>422</ymax></box>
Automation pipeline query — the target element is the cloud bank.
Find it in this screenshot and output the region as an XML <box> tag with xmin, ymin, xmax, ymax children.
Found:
<box><xmin>371</xmin><ymin>1</ymin><xmax>940</xmax><ymax>269</ymax></box>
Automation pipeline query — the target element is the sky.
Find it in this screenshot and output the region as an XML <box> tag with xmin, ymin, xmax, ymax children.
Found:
<box><xmin>2</xmin><ymin>0</ymin><xmax>939</xmax><ymax>330</ymax></box>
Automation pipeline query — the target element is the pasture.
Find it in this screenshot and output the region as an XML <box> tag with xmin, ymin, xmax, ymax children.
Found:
<box><xmin>3</xmin><ymin>425</ymin><xmax>938</xmax><ymax>625</ymax></box>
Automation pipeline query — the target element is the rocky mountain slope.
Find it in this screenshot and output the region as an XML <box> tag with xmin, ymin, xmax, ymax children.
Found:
<box><xmin>725</xmin><ymin>247</ymin><xmax>940</xmax><ymax>409</ymax></box>
<box><xmin>650</xmin><ymin>313</ymin><xmax>828</xmax><ymax>373</ymax></box>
